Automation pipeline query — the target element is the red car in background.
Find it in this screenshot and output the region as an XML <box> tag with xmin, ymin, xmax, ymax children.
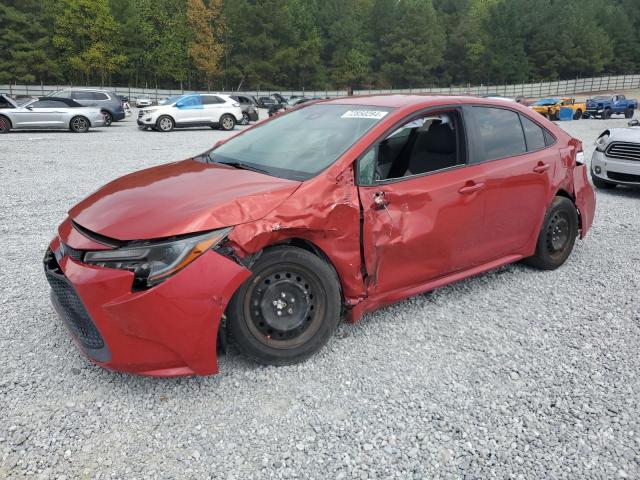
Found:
<box><xmin>45</xmin><ymin>95</ymin><xmax>596</xmax><ymax>377</ymax></box>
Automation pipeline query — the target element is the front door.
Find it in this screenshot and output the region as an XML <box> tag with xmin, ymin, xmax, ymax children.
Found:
<box><xmin>357</xmin><ymin>109</ymin><xmax>487</xmax><ymax>295</ymax></box>
<box><xmin>174</xmin><ymin>95</ymin><xmax>203</xmax><ymax>124</ymax></box>
<box><xmin>12</xmin><ymin>100</ymin><xmax>65</xmax><ymax>128</ymax></box>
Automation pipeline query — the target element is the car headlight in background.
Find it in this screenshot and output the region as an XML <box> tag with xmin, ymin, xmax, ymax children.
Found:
<box><xmin>594</xmin><ymin>133</ymin><xmax>610</xmax><ymax>152</ymax></box>
<box><xmin>84</xmin><ymin>228</ymin><xmax>232</xmax><ymax>289</ymax></box>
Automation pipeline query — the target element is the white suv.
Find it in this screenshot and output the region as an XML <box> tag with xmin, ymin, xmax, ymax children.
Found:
<box><xmin>137</xmin><ymin>93</ymin><xmax>242</xmax><ymax>132</ymax></box>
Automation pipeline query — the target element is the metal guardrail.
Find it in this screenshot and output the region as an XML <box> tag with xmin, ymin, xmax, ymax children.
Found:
<box><xmin>2</xmin><ymin>74</ymin><xmax>639</xmax><ymax>100</ymax></box>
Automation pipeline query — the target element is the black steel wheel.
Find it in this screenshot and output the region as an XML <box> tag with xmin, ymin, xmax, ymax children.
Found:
<box><xmin>69</xmin><ymin>116</ymin><xmax>90</xmax><ymax>133</ymax></box>
<box><xmin>227</xmin><ymin>246</ymin><xmax>341</xmax><ymax>365</ymax></box>
<box><xmin>524</xmin><ymin>197</ymin><xmax>578</xmax><ymax>270</ymax></box>
<box><xmin>0</xmin><ymin>115</ymin><xmax>11</xmax><ymax>133</ymax></box>
<box><xmin>102</xmin><ymin>111</ymin><xmax>113</xmax><ymax>126</ymax></box>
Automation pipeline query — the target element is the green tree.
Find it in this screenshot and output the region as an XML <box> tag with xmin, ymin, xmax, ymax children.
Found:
<box><xmin>53</xmin><ymin>0</ymin><xmax>126</xmax><ymax>84</ymax></box>
<box><xmin>375</xmin><ymin>0</ymin><xmax>446</xmax><ymax>88</ymax></box>
<box><xmin>0</xmin><ymin>0</ymin><xmax>61</xmax><ymax>83</ymax></box>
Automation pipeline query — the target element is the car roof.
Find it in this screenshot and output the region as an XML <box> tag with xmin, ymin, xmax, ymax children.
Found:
<box><xmin>321</xmin><ymin>94</ymin><xmax>524</xmax><ymax>109</ymax></box>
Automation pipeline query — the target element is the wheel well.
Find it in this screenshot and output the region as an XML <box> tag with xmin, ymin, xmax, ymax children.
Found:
<box><xmin>268</xmin><ymin>238</ymin><xmax>344</xmax><ymax>300</ymax></box>
<box><xmin>555</xmin><ymin>190</ymin><xmax>581</xmax><ymax>230</ymax></box>
<box><xmin>0</xmin><ymin>114</ymin><xmax>12</xmax><ymax>127</ymax></box>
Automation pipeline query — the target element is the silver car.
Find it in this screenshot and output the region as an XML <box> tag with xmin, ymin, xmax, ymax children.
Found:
<box><xmin>591</xmin><ymin>122</ymin><xmax>640</xmax><ymax>188</ymax></box>
<box><xmin>0</xmin><ymin>95</ymin><xmax>105</xmax><ymax>133</ymax></box>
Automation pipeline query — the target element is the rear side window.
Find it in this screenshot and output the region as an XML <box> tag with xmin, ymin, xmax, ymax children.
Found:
<box><xmin>469</xmin><ymin>107</ymin><xmax>526</xmax><ymax>162</ymax></box>
<box><xmin>202</xmin><ymin>95</ymin><xmax>224</xmax><ymax>105</ymax></box>
<box><xmin>72</xmin><ymin>91</ymin><xmax>94</xmax><ymax>100</ymax></box>
<box><xmin>31</xmin><ymin>100</ymin><xmax>67</xmax><ymax>108</ymax></box>
<box><xmin>519</xmin><ymin>115</ymin><xmax>546</xmax><ymax>151</ymax></box>
<box><xmin>93</xmin><ymin>92</ymin><xmax>109</xmax><ymax>100</ymax></box>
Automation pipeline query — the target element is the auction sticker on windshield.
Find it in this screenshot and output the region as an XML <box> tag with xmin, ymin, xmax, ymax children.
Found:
<box><xmin>341</xmin><ymin>110</ymin><xmax>389</xmax><ymax>119</ymax></box>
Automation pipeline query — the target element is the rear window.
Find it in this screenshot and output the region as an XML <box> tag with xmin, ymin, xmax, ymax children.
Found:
<box><xmin>469</xmin><ymin>107</ymin><xmax>526</xmax><ymax>162</ymax></box>
<box><xmin>520</xmin><ymin>115</ymin><xmax>546</xmax><ymax>151</ymax></box>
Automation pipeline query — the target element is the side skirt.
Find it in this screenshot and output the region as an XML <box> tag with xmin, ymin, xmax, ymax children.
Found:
<box><xmin>347</xmin><ymin>253</ymin><xmax>523</xmax><ymax>323</ymax></box>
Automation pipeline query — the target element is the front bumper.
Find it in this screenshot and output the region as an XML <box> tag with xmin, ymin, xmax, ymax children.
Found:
<box><xmin>45</xmin><ymin>235</ymin><xmax>251</xmax><ymax>376</ymax></box>
<box><xmin>591</xmin><ymin>150</ymin><xmax>640</xmax><ymax>185</ymax></box>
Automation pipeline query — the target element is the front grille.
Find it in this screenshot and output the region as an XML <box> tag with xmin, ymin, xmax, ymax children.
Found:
<box><xmin>606</xmin><ymin>142</ymin><xmax>640</xmax><ymax>161</ymax></box>
<box><xmin>44</xmin><ymin>249</ymin><xmax>106</xmax><ymax>352</ymax></box>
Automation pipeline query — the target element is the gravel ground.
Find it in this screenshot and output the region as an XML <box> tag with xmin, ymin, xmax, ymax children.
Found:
<box><xmin>1</xmin><ymin>110</ymin><xmax>639</xmax><ymax>479</ymax></box>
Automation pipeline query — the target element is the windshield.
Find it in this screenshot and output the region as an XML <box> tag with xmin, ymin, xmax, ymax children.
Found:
<box><xmin>532</xmin><ymin>98</ymin><xmax>559</xmax><ymax>106</ymax></box>
<box><xmin>198</xmin><ymin>104</ymin><xmax>391</xmax><ymax>181</ymax></box>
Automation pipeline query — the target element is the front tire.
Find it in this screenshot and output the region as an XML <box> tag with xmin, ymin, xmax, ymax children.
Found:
<box><xmin>524</xmin><ymin>197</ymin><xmax>578</xmax><ymax>270</ymax></box>
<box><xmin>573</xmin><ymin>109</ymin><xmax>582</xmax><ymax>120</ymax></box>
<box><xmin>227</xmin><ymin>247</ymin><xmax>341</xmax><ymax>366</ymax></box>
<box><xmin>0</xmin><ymin>115</ymin><xmax>11</xmax><ymax>133</ymax></box>
<box><xmin>156</xmin><ymin>115</ymin><xmax>174</xmax><ymax>132</ymax></box>
<box><xmin>219</xmin><ymin>114</ymin><xmax>236</xmax><ymax>131</ymax></box>
<box><xmin>603</xmin><ymin>109</ymin><xmax>612</xmax><ymax>119</ymax></box>
<box><xmin>69</xmin><ymin>116</ymin><xmax>90</xmax><ymax>133</ymax></box>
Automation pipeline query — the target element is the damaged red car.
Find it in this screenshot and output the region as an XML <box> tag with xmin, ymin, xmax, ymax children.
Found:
<box><xmin>45</xmin><ymin>95</ymin><xmax>596</xmax><ymax>377</ymax></box>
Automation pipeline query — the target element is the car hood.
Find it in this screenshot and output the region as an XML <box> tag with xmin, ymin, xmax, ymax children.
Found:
<box><xmin>608</xmin><ymin>128</ymin><xmax>640</xmax><ymax>143</ymax></box>
<box><xmin>69</xmin><ymin>159</ymin><xmax>301</xmax><ymax>241</ymax></box>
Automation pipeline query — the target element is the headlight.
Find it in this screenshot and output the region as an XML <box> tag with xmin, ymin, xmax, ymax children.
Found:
<box><xmin>594</xmin><ymin>133</ymin><xmax>609</xmax><ymax>152</ymax></box>
<box><xmin>84</xmin><ymin>228</ymin><xmax>232</xmax><ymax>289</ymax></box>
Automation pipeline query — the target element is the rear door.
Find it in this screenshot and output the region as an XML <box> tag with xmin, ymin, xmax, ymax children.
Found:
<box><xmin>201</xmin><ymin>95</ymin><xmax>225</xmax><ymax>123</ymax></box>
<box><xmin>463</xmin><ymin>106</ymin><xmax>555</xmax><ymax>259</ymax></box>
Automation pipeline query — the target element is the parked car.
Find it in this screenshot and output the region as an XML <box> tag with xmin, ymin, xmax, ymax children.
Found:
<box><xmin>0</xmin><ymin>95</ymin><xmax>105</xmax><ymax>133</ymax></box>
<box><xmin>135</xmin><ymin>95</ymin><xmax>153</xmax><ymax>108</ymax></box>
<box><xmin>530</xmin><ymin>97</ymin><xmax>586</xmax><ymax>120</ymax></box>
<box><xmin>47</xmin><ymin>88</ymin><xmax>125</xmax><ymax>126</ymax></box>
<box><xmin>269</xmin><ymin>97</ymin><xmax>319</xmax><ymax>116</ymax></box>
<box><xmin>515</xmin><ymin>96</ymin><xmax>535</xmax><ymax>106</ymax></box>
<box><xmin>45</xmin><ymin>95</ymin><xmax>595</xmax><ymax>377</ymax></box>
<box><xmin>230</xmin><ymin>95</ymin><xmax>259</xmax><ymax>124</ymax></box>
<box><xmin>136</xmin><ymin>93</ymin><xmax>242</xmax><ymax>132</ymax></box>
<box><xmin>257</xmin><ymin>93</ymin><xmax>287</xmax><ymax>109</ymax></box>
<box><xmin>586</xmin><ymin>94</ymin><xmax>637</xmax><ymax>119</ymax></box>
<box><xmin>590</xmin><ymin>125</ymin><xmax>640</xmax><ymax>188</ymax></box>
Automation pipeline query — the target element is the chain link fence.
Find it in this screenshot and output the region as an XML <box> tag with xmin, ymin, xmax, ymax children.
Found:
<box><xmin>2</xmin><ymin>74</ymin><xmax>639</xmax><ymax>100</ymax></box>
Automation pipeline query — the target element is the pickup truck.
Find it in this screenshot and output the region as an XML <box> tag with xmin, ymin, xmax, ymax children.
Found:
<box><xmin>586</xmin><ymin>94</ymin><xmax>637</xmax><ymax>119</ymax></box>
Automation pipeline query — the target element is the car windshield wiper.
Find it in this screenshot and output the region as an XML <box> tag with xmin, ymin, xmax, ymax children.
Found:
<box><xmin>215</xmin><ymin>159</ymin><xmax>272</xmax><ymax>176</ymax></box>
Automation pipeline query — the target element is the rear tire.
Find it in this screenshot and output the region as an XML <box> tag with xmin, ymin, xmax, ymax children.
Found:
<box><xmin>0</xmin><ymin>115</ymin><xmax>11</xmax><ymax>133</ymax></box>
<box><xmin>102</xmin><ymin>111</ymin><xmax>113</xmax><ymax>126</ymax></box>
<box><xmin>219</xmin><ymin>114</ymin><xmax>236</xmax><ymax>131</ymax></box>
<box><xmin>524</xmin><ymin>197</ymin><xmax>578</xmax><ymax>270</ymax></box>
<box><xmin>240</xmin><ymin>112</ymin><xmax>250</xmax><ymax>125</ymax></box>
<box><xmin>69</xmin><ymin>116</ymin><xmax>90</xmax><ymax>133</ymax></box>
<box><xmin>590</xmin><ymin>168</ymin><xmax>616</xmax><ymax>189</ymax></box>
<box><xmin>227</xmin><ymin>247</ymin><xmax>341</xmax><ymax>366</ymax></box>
<box><xmin>624</xmin><ymin>108</ymin><xmax>634</xmax><ymax>119</ymax></box>
<box><xmin>156</xmin><ymin>115</ymin><xmax>174</xmax><ymax>132</ymax></box>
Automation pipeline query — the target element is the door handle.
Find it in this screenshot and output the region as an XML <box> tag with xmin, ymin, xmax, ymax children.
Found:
<box><xmin>533</xmin><ymin>163</ymin><xmax>550</xmax><ymax>173</ymax></box>
<box><xmin>373</xmin><ymin>191</ymin><xmax>388</xmax><ymax>210</ymax></box>
<box><xmin>458</xmin><ymin>182</ymin><xmax>485</xmax><ymax>194</ymax></box>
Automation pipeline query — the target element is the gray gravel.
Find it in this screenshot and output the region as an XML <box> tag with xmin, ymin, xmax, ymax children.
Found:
<box><xmin>1</xmin><ymin>111</ymin><xmax>639</xmax><ymax>479</ymax></box>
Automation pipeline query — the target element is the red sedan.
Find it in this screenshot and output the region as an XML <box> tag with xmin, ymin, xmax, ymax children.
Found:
<box><xmin>45</xmin><ymin>95</ymin><xmax>596</xmax><ymax>377</ymax></box>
